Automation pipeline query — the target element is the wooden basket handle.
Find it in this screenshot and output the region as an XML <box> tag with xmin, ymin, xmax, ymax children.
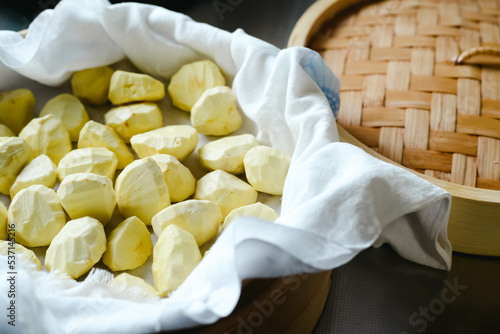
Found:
<box><xmin>453</xmin><ymin>46</ymin><xmax>500</xmax><ymax>66</ymax></box>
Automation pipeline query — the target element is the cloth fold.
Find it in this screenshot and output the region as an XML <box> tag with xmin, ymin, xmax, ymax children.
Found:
<box><xmin>0</xmin><ymin>0</ymin><xmax>452</xmax><ymax>333</ymax></box>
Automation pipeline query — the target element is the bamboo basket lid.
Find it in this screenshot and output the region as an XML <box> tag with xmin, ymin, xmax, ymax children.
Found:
<box><xmin>289</xmin><ymin>0</ymin><xmax>500</xmax><ymax>257</ymax></box>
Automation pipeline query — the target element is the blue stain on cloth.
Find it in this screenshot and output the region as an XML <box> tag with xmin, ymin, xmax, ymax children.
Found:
<box><xmin>299</xmin><ymin>48</ymin><xmax>341</xmax><ymax>119</ymax></box>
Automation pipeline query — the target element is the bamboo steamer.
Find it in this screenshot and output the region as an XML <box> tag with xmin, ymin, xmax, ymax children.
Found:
<box><xmin>171</xmin><ymin>271</ymin><xmax>332</xmax><ymax>334</ymax></box>
<box><xmin>13</xmin><ymin>29</ymin><xmax>332</xmax><ymax>334</ymax></box>
<box><xmin>289</xmin><ymin>0</ymin><xmax>500</xmax><ymax>256</ymax></box>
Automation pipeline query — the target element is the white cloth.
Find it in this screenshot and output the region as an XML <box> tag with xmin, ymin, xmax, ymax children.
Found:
<box><xmin>0</xmin><ymin>0</ymin><xmax>452</xmax><ymax>333</ymax></box>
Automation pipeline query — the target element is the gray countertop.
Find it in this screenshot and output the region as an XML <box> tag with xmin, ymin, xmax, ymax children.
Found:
<box><xmin>1</xmin><ymin>1</ymin><xmax>499</xmax><ymax>333</ymax></box>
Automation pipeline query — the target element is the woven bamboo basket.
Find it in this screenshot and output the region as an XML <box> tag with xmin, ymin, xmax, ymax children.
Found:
<box><xmin>289</xmin><ymin>0</ymin><xmax>500</xmax><ymax>256</ymax></box>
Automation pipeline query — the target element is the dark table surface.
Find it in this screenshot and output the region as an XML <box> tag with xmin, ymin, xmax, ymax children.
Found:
<box><xmin>1</xmin><ymin>1</ymin><xmax>500</xmax><ymax>333</ymax></box>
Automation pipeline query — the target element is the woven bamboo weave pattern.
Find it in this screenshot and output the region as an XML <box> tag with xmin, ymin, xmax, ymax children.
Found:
<box><xmin>310</xmin><ymin>0</ymin><xmax>500</xmax><ymax>190</ymax></box>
